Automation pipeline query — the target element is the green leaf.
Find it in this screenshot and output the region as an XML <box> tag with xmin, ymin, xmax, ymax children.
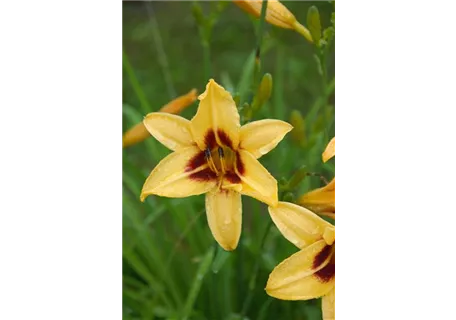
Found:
<box><xmin>237</xmin><ymin>51</ymin><xmax>256</xmax><ymax>107</ymax></box>
<box><xmin>182</xmin><ymin>247</ymin><xmax>215</xmax><ymax>320</ymax></box>
<box><xmin>212</xmin><ymin>245</ymin><xmax>232</xmax><ymax>273</ymax></box>
<box><xmin>123</xmin><ymin>50</ymin><xmax>151</xmax><ymax>114</ymax></box>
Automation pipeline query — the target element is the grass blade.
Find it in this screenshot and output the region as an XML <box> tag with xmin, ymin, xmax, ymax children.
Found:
<box><xmin>182</xmin><ymin>246</ymin><xmax>215</xmax><ymax>320</ymax></box>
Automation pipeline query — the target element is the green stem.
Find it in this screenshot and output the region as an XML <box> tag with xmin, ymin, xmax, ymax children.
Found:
<box><xmin>318</xmin><ymin>48</ymin><xmax>328</xmax><ymax>91</ymax></box>
<box><xmin>122</xmin><ymin>49</ymin><xmax>151</xmax><ymax>114</ymax></box>
<box><xmin>145</xmin><ymin>2</ymin><xmax>176</xmax><ymax>99</ymax></box>
<box><xmin>202</xmin><ymin>40</ymin><xmax>211</xmax><ymax>80</ymax></box>
<box><xmin>240</xmin><ymin>219</ymin><xmax>273</xmax><ymax>317</ymax></box>
<box><xmin>253</xmin><ymin>0</ymin><xmax>269</xmax><ymax>89</ymax></box>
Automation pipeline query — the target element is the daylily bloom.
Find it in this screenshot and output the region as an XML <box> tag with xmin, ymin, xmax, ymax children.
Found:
<box><xmin>233</xmin><ymin>0</ymin><xmax>313</xmax><ymax>43</ymax></box>
<box><xmin>322</xmin><ymin>137</ymin><xmax>335</xmax><ymax>163</ymax></box>
<box><xmin>266</xmin><ymin>202</ymin><xmax>335</xmax><ymax>320</ymax></box>
<box><xmin>298</xmin><ymin>178</ymin><xmax>335</xmax><ymax>219</ymax></box>
<box><xmin>122</xmin><ymin>89</ymin><xmax>198</xmax><ymax>148</ymax></box>
<box><xmin>140</xmin><ymin>79</ymin><xmax>293</xmax><ymax>251</ymax></box>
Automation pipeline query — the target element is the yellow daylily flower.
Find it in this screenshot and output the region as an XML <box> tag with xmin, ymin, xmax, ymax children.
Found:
<box><xmin>322</xmin><ymin>137</ymin><xmax>335</xmax><ymax>163</ymax></box>
<box><xmin>233</xmin><ymin>0</ymin><xmax>313</xmax><ymax>43</ymax></box>
<box><xmin>298</xmin><ymin>178</ymin><xmax>335</xmax><ymax>219</ymax></box>
<box><xmin>122</xmin><ymin>89</ymin><xmax>198</xmax><ymax>148</ymax></box>
<box><xmin>141</xmin><ymin>79</ymin><xmax>293</xmax><ymax>251</ymax></box>
<box><xmin>267</xmin><ymin>202</ymin><xmax>335</xmax><ymax>320</ymax></box>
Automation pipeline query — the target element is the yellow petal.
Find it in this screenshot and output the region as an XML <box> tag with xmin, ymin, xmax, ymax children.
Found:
<box><xmin>190</xmin><ymin>79</ymin><xmax>240</xmax><ymax>150</ymax></box>
<box><xmin>235</xmin><ymin>150</ymin><xmax>278</xmax><ymax>206</ymax></box>
<box><xmin>143</xmin><ymin>113</ymin><xmax>194</xmax><ymax>151</ymax></box>
<box><xmin>322</xmin><ymin>137</ymin><xmax>335</xmax><ymax>162</ymax></box>
<box><xmin>298</xmin><ymin>178</ymin><xmax>335</xmax><ymax>215</ymax></box>
<box><xmin>140</xmin><ymin>146</ymin><xmax>217</xmax><ymax>201</ymax></box>
<box><xmin>205</xmin><ymin>189</ymin><xmax>242</xmax><ymax>251</ymax></box>
<box><xmin>322</xmin><ymin>286</ymin><xmax>335</xmax><ymax>320</ymax></box>
<box><xmin>239</xmin><ymin>119</ymin><xmax>293</xmax><ymax>159</ymax></box>
<box><xmin>266</xmin><ymin>240</ymin><xmax>335</xmax><ymax>300</ymax></box>
<box><xmin>268</xmin><ymin>202</ymin><xmax>334</xmax><ymax>248</ymax></box>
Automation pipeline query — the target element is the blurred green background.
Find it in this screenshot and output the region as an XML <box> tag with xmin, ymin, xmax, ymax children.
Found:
<box><xmin>123</xmin><ymin>1</ymin><xmax>334</xmax><ymax>319</ymax></box>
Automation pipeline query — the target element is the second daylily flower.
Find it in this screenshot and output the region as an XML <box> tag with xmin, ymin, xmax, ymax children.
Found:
<box><xmin>141</xmin><ymin>79</ymin><xmax>293</xmax><ymax>251</ymax></box>
<box><xmin>267</xmin><ymin>202</ymin><xmax>335</xmax><ymax>319</ymax></box>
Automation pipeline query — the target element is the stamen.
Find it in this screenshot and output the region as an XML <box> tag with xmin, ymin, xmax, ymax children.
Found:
<box><xmin>205</xmin><ymin>147</ymin><xmax>219</xmax><ymax>175</ymax></box>
<box><xmin>218</xmin><ymin>147</ymin><xmax>226</xmax><ymax>174</ymax></box>
<box><xmin>216</xmin><ymin>178</ymin><xmax>223</xmax><ymax>191</ymax></box>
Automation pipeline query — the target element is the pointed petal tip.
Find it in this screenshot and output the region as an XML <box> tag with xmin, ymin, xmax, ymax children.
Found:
<box><xmin>219</xmin><ymin>242</ymin><xmax>238</xmax><ymax>251</ymax></box>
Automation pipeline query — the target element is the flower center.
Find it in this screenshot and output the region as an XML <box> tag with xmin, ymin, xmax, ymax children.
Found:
<box><xmin>204</xmin><ymin>145</ymin><xmax>235</xmax><ymax>176</ymax></box>
<box><xmin>186</xmin><ymin>130</ymin><xmax>243</xmax><ymax>184</ymax></box>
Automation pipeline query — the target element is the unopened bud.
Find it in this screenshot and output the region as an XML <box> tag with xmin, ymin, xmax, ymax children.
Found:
<box><xmin>289</xmin><ymin>109</ymin><xmax>306</xmax><ymax>145</ymax></box>
<box><xmin>282</xmin><ymin>192</ymin><xmax>295</xmax><ymax>203</ymax></box>
<box><xmin>192</xmin><ymin>2</ymin><xmax>205</xmax><ymax>27</ymax></box>
<box><xmin>307</xmin><ymin>6</ymin><xmax>321</xmax><ymax>46</ymax></box>
<box><xmin>234</xmin><ymin>0</ymin><xmax>313</xmax><ymax>43</ymax></box>
<box><xmin>252</xmin><ymin>73</ymin><xmax>273</xmax><ymax>111</ymax></box>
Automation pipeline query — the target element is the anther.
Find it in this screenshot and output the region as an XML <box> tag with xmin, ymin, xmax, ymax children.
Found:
<box><xmin>204</xmin><ymin>148</ymin><xmax>211</xmax><ymax>160</ymax></box>
<box><xmin>218</xmin><ymin>147</ymin><xmax>226</xmax><ymax>174</ymax></box>
<box><xmin>205</xmin><ymin>147</ymin><xmax>219</xmax><ymax>175</ymax></box>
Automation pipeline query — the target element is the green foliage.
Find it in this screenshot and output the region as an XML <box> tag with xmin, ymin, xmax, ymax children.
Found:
<box><xmin>123</xmin><ymin>1</ymin><xmax>334</xmax><ymax>319</ymax></box>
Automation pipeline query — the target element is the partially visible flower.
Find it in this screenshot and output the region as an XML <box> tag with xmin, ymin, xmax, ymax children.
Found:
<box><xmin>141</xmin><ymin>79</ymin><xmax>292</xmax><ymax>251</ymax></box>
<box><xmin>233</xmin><ymin>0</ymin><xmax>313</xmax><ymax>43</ymax></box>
<box><xmin>122</xmin><ymin>89</ymin><xmax>198</xmax><ymax>148</ymax></box>
<box><xmin>266</xmin><ymin>202</ymin><xmax>335</xmax><ymax>320</ymax></box>
<box><xmin>298</xmin><ymin>178</ymin><xmax>335</xmax><ymax>219</ymax></box>
<box><xmin>322</xmin><ymin>137</ymin><xmax>335</xmax><ymax>163</ymax></box>
<box><xmin>298</xmin><ymin>137</ymin><xmax>335</xmax><ymax>218</ymax></box>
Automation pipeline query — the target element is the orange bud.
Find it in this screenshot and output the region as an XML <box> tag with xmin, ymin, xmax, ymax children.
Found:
<box><xmin>233</xmin><ymin>0</ymin><xmax>313</xmax><ymax>43</ymax></box>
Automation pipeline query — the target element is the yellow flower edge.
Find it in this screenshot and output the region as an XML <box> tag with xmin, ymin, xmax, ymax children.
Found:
<box><xmin>322</xmin><ymin>137</ymin><xmax>335</xmax><ymax>163</ymax></box>
<box><xmin>298</xmin><ymin>178</ymin><xmax>335</xmax><ymax>219</ymax></box>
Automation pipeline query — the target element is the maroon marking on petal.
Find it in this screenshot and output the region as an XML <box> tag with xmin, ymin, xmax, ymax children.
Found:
<box><xmin>236</xmin><ymin>152</ymin><xmax>245</xmax><ymax>175</ymax></box>
<box><xmin>217</xmin><ymin>129</ymin><xmax>233</xmax><ymax>149</ymax></box>
<box><xmin>186</xmin><ymin>151</ymin><xmax>206</xmax><ymax>172</ymax></box>
<box><xmin>314</xmin><ymin>261</ymin><xmax>335</xmax><ymax>283</ymax></box>
<box><xmin>225</xmin><ymin>172</ymin><xmax>241</xmax><ymax>184</ymax></box>
<box><xmin>204</xmin><ymin>130</ymin><xmax>217</xmax><ymax>149</ymax></box>
<box><xmin>312</xmin><ymin>245</ymin><xmax>333</xmax><ymax>269</ymax></box>
<box><xmin>189</xmin><ymin>168</ymin><xmax>218</xmax><ymax>181</ymax></box>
